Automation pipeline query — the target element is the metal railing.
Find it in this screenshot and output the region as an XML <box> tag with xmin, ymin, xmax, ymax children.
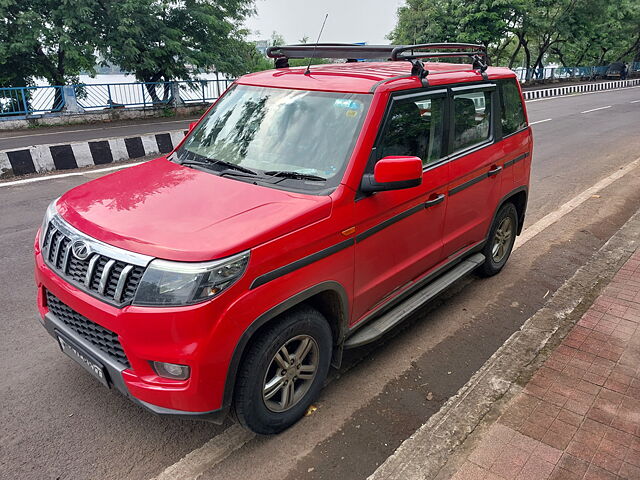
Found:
<box><xmin>176</xmin><ymin>79</ymin><xmax>235</xmax><ymax>104</ymax></box>
<box><xmin>75</xmin><ymin>82</ymin><xmax>174</xmax><ymax>110</ymax></box>
<box><xmin>0</xmin><ymin>78</ymin><xmax>234</xmax><ymax>117</ymax></box>
<box><xmin>0</xmin><ymin>85</ymin><xmax>65</xmax><ymax>116</ymax></box>
<box><xmin>515</xmin><ymin>62</ymin><xmax>640</xmax><ymax>82</ymax></box>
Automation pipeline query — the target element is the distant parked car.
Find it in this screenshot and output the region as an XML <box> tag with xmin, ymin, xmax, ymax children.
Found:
<box><xmin>605</xmin><ymin>62</ymin><xmax>624</xmax><ymax>79</ymax></box>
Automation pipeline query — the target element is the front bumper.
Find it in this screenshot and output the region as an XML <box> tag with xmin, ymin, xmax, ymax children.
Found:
<box><xmin>40</xmin><ymin>310</ymin><xmax>228</xmax><ymax>423</ymax></box>
<box><xmin>33</xmin><ymin>226</ymin><xmax>242</xmax><ymax>422</ymax></box>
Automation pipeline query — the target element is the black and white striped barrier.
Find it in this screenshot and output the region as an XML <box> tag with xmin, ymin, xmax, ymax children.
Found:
<box><xmin>0</xmin><ymin>130</ymin><xmax>186</xmax><ymax>178</ymax></box>
<box><xmin>523</xmin><ymin>78</ymin><xmax>640</xmax><ymax>100</ymax></box>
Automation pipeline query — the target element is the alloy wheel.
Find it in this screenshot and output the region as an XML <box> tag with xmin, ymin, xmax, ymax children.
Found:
<box><xmin>491</xmin><ymin>216</ymin><xmax>514</xmax><ymax>263</ymax></box>
<box><xmin>262</xmin><ymin>335</ymin><xmax>319</xmax><ymax>412</ymax></box>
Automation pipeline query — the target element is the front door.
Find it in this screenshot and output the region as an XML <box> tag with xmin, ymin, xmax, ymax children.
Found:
<box><xmin>352</xmin><ymin>90</ymin><xmax>450</xmax><ymax>323</ymax></box>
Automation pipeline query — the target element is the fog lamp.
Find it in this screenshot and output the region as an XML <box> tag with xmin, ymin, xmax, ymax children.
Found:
<box><xmin>152</xmin><ymin>361</ymin><xmax>190</xmax><ymax>380</ymax></box>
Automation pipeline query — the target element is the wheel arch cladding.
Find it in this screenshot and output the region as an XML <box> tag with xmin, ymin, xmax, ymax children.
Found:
<box><xmin>221</xmin><ymin>281</ymin><xmax>349</xmax><ymax>408</ymax></box>
<box><xmin>506</xmin><ymin>189</ymin><xmax>527</xmax><ymax>235</ymax></box>
<box><xmin>492</xmin><ymin>187</ymin><xmax>527</xmax><ymax>236</ymax></box>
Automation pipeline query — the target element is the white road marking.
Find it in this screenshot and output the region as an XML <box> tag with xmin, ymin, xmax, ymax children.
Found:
<box><xmin>0</xmin><ymin>119</ymin><xmax>194</xmax><ymax>140</ymax></box>
<box><xmin>631</xmin><ymin>99</ymin><xmax>640</xmax><ymax>103</ymax></box>
<box><xmin>514</xmin><ymin>155</ymin><xmax>640</xmax><ymax>252</ymax></box>
<box><xmin>529</xmin><ymin>118</ymin><xmax>552</xmax><ymax>126</ymax></box>
<box><xmin>525</xmin><ymin>85</ymin><xmax>640</xmax><ymax>103</ymax></box>
<box><xmin>0</xmin><ymin>162</ymin><xmax>143</xmax><ymax>188</ymax></box>
<box><xmin>149</xmin><ymin>424</ymin><xmax>254</xmax><ymax>480</ymax></box>
<box><xmin>581</xmin><ymin>105</ymin><xmax>612</xmax><ymax>114</ymax></box>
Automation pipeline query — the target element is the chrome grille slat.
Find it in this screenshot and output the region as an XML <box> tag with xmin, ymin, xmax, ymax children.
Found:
<box><xmin>62</xmin><ymin>240</ymin><xmax>73</xmax><ymax>274</ymax></box>
<box><xmin>98</xmin><ymin>259</ymin><xmax>116</xmax><ymax>295</ymax></box>
<box><xmin>42</xmin><ymin>215</ymin><xmax>152</xmax><ymax>307</ymax></box>
<box><xmin>114</xmin><ymin>265</ymin><xmax>133</xmax><ymax>303</ymax></box>
<box><xmin>51</xmin><ymin>231</ymin><xmax>64</xmax><ymax>264</ymax></box>
<box><xmin>43</xmin><ymin>225</ymin><xmax>57</xmax><ymax>260</ymax></box>
<box><xmin>84</xmin><ymin>255</ymin><xmax>100</xmax><ymax>287</ymax></box>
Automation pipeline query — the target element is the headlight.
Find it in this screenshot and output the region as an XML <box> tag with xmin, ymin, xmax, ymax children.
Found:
<box><xmin>39</xmin><ymin>198</ymin><xmax>59</xmax><ymax>250</ymax></box>
<box><xmin>132</xmin><ymin>251</ymin><xmax>250</xmax><ymax>306</ymax></box>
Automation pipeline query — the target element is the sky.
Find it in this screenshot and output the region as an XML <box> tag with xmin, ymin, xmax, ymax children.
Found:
<box><xmin>244</xmin><ymin>0</ymin><xmax>405</xmax><ymax>45</ymax></box>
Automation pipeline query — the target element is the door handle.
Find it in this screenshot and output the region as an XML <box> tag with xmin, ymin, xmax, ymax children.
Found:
<box><xmin>424</xmin><ymin>193</ymin><xmax>445</xmax><ymax>208</ymax></box>
<box><xmin>488</xmin><ymin>166</ymin><xmax>503</xmax><ymax>177</ymax></box>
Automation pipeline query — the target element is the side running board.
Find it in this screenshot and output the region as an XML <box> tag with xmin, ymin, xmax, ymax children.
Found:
<box><xmin>344</xmin><ymin>253</ymin><xmax>485</xmax><ymax>349</ymax></box>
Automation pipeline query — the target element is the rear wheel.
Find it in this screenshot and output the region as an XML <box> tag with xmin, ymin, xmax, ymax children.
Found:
<box><xmin>233</xmin><ymin>306</ymin><xmax>332</xmax><ymax>434</ymax></box>
<box><xmin>478</xmin><ymin>202</ymin><xmax>518</xmax><ymax>277</ymax></box>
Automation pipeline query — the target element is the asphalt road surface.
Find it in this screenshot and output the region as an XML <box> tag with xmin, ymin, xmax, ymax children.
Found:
<box><xmin>1</xmin><ymin>87</ymin><xmax>640</xmax><ymax>480</ymax></box>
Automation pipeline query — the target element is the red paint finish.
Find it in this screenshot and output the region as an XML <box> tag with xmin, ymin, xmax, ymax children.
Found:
<box><xmin>34</xmin><ymin>60</ymin><xmax>532</xmax><ymax>416</ymax></box>
<box><xmin>374</xmin><ymin>156</ymin><xmax>423</xmax><ymax>183</ymax></box>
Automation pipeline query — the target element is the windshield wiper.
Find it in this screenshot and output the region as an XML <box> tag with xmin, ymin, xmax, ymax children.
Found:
<box><xmin>263</xmin><ymin>170</ymin><xmax>327</xmax><ymax>181</ymax></box>
<box><xmin>179</xmin><ymin>157</ymin><xmax>258</xmax><ymax>176</ymax></box>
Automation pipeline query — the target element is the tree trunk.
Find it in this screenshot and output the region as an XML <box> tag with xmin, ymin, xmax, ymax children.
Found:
<box><xmin>508</xmin><ymin>41</ymin><xmax>522</xmax><ymax>69</ymax></box>
<box><xmin>521</xmin><ymin>37</ymin><xmax>532</xmax><ymax>81</ymax></box>
<box><xmin>142</xmin><ymin>72</ymin><xmax>164</xmax><ymax>104</ymax></box>
<box><xmin>597</xmin><ymin>47</ymin><xmax>609</xmax><ymax>66</ymax></box>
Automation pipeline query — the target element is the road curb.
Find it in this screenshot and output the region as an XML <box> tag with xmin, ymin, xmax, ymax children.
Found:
<box><xmin>522</xmin><ymin>78</ymin><xmax>640</xmax><ymax>100</ymax></box>
<box><xmin>0</xmin><ymin>129</ymin><xmax>186</xmax><ymax>179</ymax></box>
<box><xmin>368</xmin><ymin>208</ymin><xmax>640</xmax><ymax>480</ymax></box>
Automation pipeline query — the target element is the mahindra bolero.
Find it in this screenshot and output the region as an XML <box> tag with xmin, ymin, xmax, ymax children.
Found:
<box><xmin>34</xmin><ymin>43</ymin><xmax>532</xmax><ymax>434</ymax></box>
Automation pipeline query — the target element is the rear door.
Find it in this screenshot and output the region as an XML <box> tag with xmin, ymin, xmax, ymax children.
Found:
<box><xmin>442</xmin><ymin>84</ymin><xmax>504</xmax><ymax>258</ymax></box>
<box><xmin>352</xmin><ymin>89</ymin><xmax>449</xmax><ymax>323</ymax></box>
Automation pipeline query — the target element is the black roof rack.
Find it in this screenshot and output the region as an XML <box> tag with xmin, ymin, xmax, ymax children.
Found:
<box><xmin>390</xmin><ymin>43</ymin><xmax>487</xmax><ymax>61</ymax></box>
<box><xmin>265</xmin><ymin>43</ymin><xmax>490</xmax><ymax>82</ymax></box>
<box><xmin>266</xmin><ymin>42</ymin><xmax>488</xmax><ymax>62</ymax></box>
<box><xmin>266</xmin><ymin>43</ymin><xmax>397</xmax><ymax>60</ymax></box>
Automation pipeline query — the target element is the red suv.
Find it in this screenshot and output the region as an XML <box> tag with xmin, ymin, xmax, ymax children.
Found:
<box><xmin>34</xmin><ymin>44</ymin><xmax>532</xmax><ymax>434</ymax></box>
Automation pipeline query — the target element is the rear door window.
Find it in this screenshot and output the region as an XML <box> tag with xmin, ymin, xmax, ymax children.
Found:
<box><xmin>452</xmin><ymin>90</ymin><xmax>492</xmax><ymax>152</ymax></box>
<box><xmin>499</xmin><ymin>79</ymin><xmax>527</xmax><ymax>136</ymax></box>
<box><xmin>377</xmin><ymin>94</ymin><xmax>445</xmax><ymax>166</ymax></box>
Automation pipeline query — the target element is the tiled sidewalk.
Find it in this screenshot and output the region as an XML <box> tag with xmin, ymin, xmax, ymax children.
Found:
<box><xmin>451</xmin><ymin>250</ymin><xmax>640</xmax><ymax>480</ymax></box>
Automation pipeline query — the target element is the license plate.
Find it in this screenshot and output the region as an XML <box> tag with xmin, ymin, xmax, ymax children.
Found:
<box><xmin>57</xmin><ymin>333</ymin><xmax>110</xmax><ymax>388</ymax></box>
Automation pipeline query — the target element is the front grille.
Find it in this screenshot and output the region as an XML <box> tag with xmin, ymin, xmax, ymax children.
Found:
<box><xmin>46</xmin><ymin>291</ymin><xmax>130</xmax><ymax>368</ymax></box>
<box><xmin>42</xmin><ymin>218</ymin><xmax>147</xmax><ymax>306</ymax></box>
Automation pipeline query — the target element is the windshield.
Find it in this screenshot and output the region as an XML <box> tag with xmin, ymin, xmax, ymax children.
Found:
<box><xmin>175</xmin><ymin>85</ymin><xmax>371</xmax><ymax>192</ymax></box>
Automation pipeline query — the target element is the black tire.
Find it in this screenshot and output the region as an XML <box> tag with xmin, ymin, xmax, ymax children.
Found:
<box><xmin>478</xmin><ymin>202</ymin><xmax>518</xmax><ymax>277</ymax></box>
<box><xmin>233</xmin><ymin>306</ymin><xmax>332</xmax><ymax>434</ymax></box>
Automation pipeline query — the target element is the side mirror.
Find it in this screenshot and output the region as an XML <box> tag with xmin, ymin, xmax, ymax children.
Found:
<box><xmin>189</xmin><ymin>121</ymin><xmax>198</xmax><ymax>131</ymax></box>
<box><xmin>360</xmin><ymin>156</ymin><xmax>423</xmax><ymax>193</ymax></box>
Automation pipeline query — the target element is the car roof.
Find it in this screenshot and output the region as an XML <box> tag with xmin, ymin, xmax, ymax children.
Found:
<box><xmin>237</xmin><ymin>61</ymin><xmax>516</xmax><ymax>94</ymax></box>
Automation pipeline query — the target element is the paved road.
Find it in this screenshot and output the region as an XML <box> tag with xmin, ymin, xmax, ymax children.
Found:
<box><xmin>1</xmin><ymin>87</ymin><xmax>639</xmax><ymax>480</ymax></box>
<box><xmin>0</xmin><ymin>116</ymin><xmax>198</xmax><ymax>151</ymax></box>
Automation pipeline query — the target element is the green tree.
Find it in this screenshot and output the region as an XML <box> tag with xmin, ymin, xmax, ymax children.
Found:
<box><xmin>550</xmin><ymin>0</ymin><xmax>640</xmax><ymax>66</ymax></box>
<box><xmin>99</xmin><ymin>0</ymin><xmax>256</xmax><ymax>89</ymax></box>
<box><xmin>0</xmin><ymin>0</ymin><xmax>101</xmax><ymax>87</ymax></box>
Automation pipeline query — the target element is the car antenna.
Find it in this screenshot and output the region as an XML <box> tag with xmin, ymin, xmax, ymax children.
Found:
<box><xmin>305</xmin><ymin>13</ymin><xmax>328</xmax><ymax>76</ymax></box>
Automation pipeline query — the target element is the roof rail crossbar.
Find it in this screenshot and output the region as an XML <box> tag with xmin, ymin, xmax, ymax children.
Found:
<box><xmin>390</xmin><ymin>43</ymin><xmax>488</xmax><ymax>61</ymax></box>
<box><xmin>266</xmin><ymin>44</ymin><xmax>396</xmax><ymax>60</ymax></box>
<box><xmin>265</xmin><ymin>42</ymin><xmax>491</xmax><ymax>78</ymax></box>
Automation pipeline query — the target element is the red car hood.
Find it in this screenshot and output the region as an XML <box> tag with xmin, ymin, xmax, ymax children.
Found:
<box><xmin>57</xmin><ymin>159</ymin><xmax>332</xmax><ymax>261</ymax></box>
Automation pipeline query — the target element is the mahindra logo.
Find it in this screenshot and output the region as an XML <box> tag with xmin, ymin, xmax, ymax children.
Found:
<box><xmin>71</xmin><ymin>240</ymin><xmax>90</xmax><ymax>260</ymax></box>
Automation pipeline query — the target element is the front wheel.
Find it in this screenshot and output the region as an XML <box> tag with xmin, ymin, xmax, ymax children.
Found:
<box><xmin>233</xmin><ymin>306</ymin><xmax>332</xmax><ymax>434</ymax></box>
<box><xmin>478</xmin><ymin>202</ymin><xmax>518</xmax><ymax>277</ymax></box>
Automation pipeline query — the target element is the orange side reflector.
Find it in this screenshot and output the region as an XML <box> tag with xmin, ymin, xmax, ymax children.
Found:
<box><xmin>341</xmin><ymin>227</ymin><xmax>356</xmax><ymax>236</ymax></box>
